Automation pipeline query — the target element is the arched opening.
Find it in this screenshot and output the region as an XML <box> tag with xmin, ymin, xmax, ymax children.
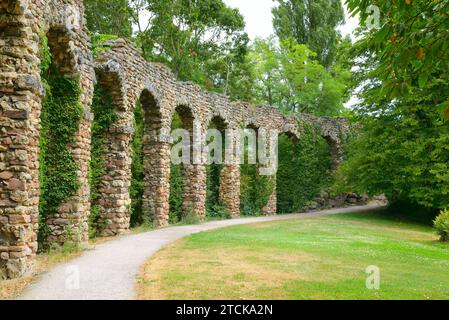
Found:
<box><xmin>169</xmin><ymin>105</ymin><xmax>206</xmax><ymax>223</ymax></box>
<box><xmin>129</xmin><ymin>99</ymin><xmax>145</xmax><ymax>227</ymax></box>
<box><xmin>205</xmin><ymin>116</ymin><xmax>227</xmax><ymax>218</ymax></box>
<box><xmin>38</xmin><ymin>27</ymin><xmax>86</xmax><ymax>249</ymax></box>
<box><xmin>240</xmin><ymin>124</ymin><xmax>274</xmax><ymax>215</ymax></box>
<box><xmin>139</xmin><ymin>90</ymin><xmax>171</xmax><ymax>228</ymax></box>
<box><xmin>90</xmin><ymin>84</ymin><xmax>164</xmax><ymax>235</ymax></box>
<box><xmin>277</xmin><ymin>126</ymin><xmax>332</xmax><ymax>214</ymax></box>
<box><xmin>139</xmin><ymin>89</ymin><xmax>164</xmax><ymax>227</ymax></box>
<box><xmin>168</xmin><ymin>106</ymin><xmax>188</xmax><ymax>223</ymax></box>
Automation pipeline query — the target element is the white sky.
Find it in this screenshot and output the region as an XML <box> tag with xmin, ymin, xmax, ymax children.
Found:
<box><xmin>223</xmin><ymin>0</ymin><xmax>359</xmax><ymax>41</ymax></box>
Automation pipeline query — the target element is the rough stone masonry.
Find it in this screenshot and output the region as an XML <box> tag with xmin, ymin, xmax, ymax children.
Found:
<box><xmin>0</xmin><ymin>0</ymin><xmax>349</xmax><ymax>279</ymax></box>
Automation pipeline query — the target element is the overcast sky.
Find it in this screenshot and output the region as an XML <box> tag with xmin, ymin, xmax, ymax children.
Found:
<box><xmin>223</xmin><ymin>0</ymin><xmax>359</xmax><ymax>41</ymax></box>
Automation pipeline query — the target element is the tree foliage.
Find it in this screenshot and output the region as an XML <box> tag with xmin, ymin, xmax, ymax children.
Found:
<box><xmin>130</xmin><ymin>102</ymin><xmax>146</xmax><ymax>226</ymax></box>
<box><xmin>346</xmin><ymin>0</ymin><xmax>449</xmax><ymax>119</ymax></box>
<box><xmin>272</xmin><ymin>0</ymin><xmax>345</xmax><ymax>68</ymax></box>
<box><xmin>248</xmin><ymin>37</ymin><xmax>350</xmax><ymax>116</ymax></box>
<box><xmin>335</xmin><ymin>0</ymin><xmax>449</xmax><ymax>212</ymax></box>
<box><xmin>85</xmin><ymin>0</ymin><xmax>133</xmax><ymax>37</ymax></box>
<box><xmin>130</xmin><ymin>0</ymin><xmax>251</xmax><ymax>99</ymax></box>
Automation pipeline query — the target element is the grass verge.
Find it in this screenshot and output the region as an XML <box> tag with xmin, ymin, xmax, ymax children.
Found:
<box><xmin>136</xmin><ymin>210</ymin><xmax>449</xmax><ymax>300</ymax></box>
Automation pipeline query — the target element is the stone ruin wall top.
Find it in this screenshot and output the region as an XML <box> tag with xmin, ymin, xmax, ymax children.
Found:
<box><xmin>94</xmin><ymin>38</ymin><xmax>349</xmax><ymax>143</ymax></box>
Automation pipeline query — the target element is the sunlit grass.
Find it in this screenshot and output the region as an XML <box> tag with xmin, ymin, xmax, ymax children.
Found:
<box><xmin>136</xmin><ymin>211</ymin><xmax>449</xmax><ymax>300</ymax></box>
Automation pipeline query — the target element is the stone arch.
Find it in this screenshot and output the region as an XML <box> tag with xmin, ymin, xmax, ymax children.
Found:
<box><xmin>204</xmin><ymin>115</ymin><xmax>241</xmax><ymax>218</ymax></box>
<box><xmin>46</xmin><ymin>27</ymin><xmax>78</xmax><ymax>75</ymax></box>
<box><xmin>239</xmin><ymin>122</ymin><xmax>275</xmax><ymax>216</ymax></box>
<box><xmin>279</xmin><ymin>124</ymin><xmax>300</xmax><ymax>144</ymax></box>
<box><xmin>140</xmin><ymin>88</ymin><xmax>172</xmax><ymax>228</ymax></box>
<box><xmin>92</xmin><ymin>73</ymin><xmax>171</xmax><ymax>233</ymax></box>
<box><xmin>206</xmin><ymin>115</ymin><xmax>228</xmax><ymax>163</ymax></box>
<box><xmin>0</xmin><ymin>0</ymin><xmax>94</xmax><ymax>279</ymax></box>
<box><xmin>169</xmin><ymin>103</ymin><xmax>207</xmax><ymax>221</ymax></box>
<box><xmin>40</xmin><ymin>24</ymin><xmax>93</xmax><ymax>246</ymax></box>
<box><xmin>323</xmin><ymin>135</ymin><xmax>343</xmax><ymax>172</ymax></box>
<box><xmin>297</xmin><ymin>114</ymin><xmax>349</xmax><ymax>173</ymax></box>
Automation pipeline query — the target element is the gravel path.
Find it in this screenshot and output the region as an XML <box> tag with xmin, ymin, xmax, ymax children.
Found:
<box><xmin>18</xmin><ymin>205</ymin><xmax>382</xmax><ymax>300</ymax></box>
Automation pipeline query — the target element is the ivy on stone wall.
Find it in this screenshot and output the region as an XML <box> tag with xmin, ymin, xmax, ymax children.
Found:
<box><xmin>277</xmin><ymin>122</ymin><xmax>333</xmax><ymax>213</ymax></box>
<box><xmin>89</xmin><ymin>84</ymin><xmax>118</xmax><ymax>236</ymax></box>
<box><xmin>38</xmin><ymin>34</ymin><xmax>83</xmax><ymax>248</ymax></box>
<box><xmin>130</xmin><ymin>102</ymin><xmax>145</xmax><ymax>226</ymax></box>
<box><xmin>206</xmin><ymin>164</ymin><xmax>226</xmax><ymax>218</ymax></box>
<box><xmin>240</xmin><ymin>163</ymin><xmax>275</xmax><ymax>215</ymax></box>
<box><xmin>240</xmin><ymin>121</ymin><xmax>333</xmax><ymax>215</ymax></box>
<box><xmin>168</xmin><ymin>112</ymin><xmax>184</xmax><ymax>223</ymax></box>
<box><xmin>240</xmin><ymin>136</ymin><xmax>276</xmax><ymax>215</ymax></box>
<box><xmin>169</xmin><ymin>164</ymin><xmax>183</xmax><ymax>223</ymax></box>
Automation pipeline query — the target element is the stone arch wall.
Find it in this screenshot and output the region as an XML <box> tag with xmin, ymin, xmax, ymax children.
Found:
<box><xmin>94</xmin><ymin>39</ymin><xmax>275</xmax><ymax>224</ymax></box>
<box><xmin>299</xmin><ymin>113</ymin><xmax>350</xmax><ymax>172</ymax></box>
<box><xmin>0</xmin><ymin>0</ymin><xmax>94</xmax><ymax>279</ymax></box>
<box><xmin>1</xmin><ymin>6</ymin><xmax>348</xmax><ymax>278</ymax></box>
<box><xmin>93</xmin><ymin>38</ymin><xmax>350</xmax><ymax>227</ymax></box>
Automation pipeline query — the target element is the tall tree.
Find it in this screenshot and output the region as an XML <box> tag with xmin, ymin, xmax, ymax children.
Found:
<box><xmin>126</xmin><ymin>0</ymin><xmax>251</xmax><ymax>99</ymax></box>
<box><xmin>85</xmin><ymin>0</ymin><xmax>133</xmax><ymax>37</ymax></box>
<box><xmin>335</xmin><ymin>0</ymin><xmax>449</xmax><ymax>211</ymax></box>
<box><xmin>248</xmin><ymin>37</ymin><xmax>349</xmax><ymax>116</ymax></box>
<box><xmin>272</xmin><ymin>0</ymin><xmax>345</xmax><ymax>68</ymax></box>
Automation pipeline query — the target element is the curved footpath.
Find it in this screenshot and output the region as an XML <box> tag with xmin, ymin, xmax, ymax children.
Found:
<box><xmin>18</xmin><ymin>205</ymin><xmax>382</xmax><ymax>300</ymax></box>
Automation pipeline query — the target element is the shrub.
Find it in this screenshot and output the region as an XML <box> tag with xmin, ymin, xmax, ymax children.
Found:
<box><xmin>434</xmin><ymin>209</ymin><xmax>449</xmax><ymax>242</ymax></box>
<box><xmin>207</xmin><ymin>204</ymin><xmax>231</xmax><ymax>220</ymax></box>
<box><xmin>180</xmin><ymin>211</ymin><xmax>202</xmax><ymax>225</ymax></box>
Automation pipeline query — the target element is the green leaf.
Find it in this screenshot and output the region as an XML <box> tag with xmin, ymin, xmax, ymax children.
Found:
<box><xmin>375</xmin><ymin>25</ymin><xmax>389</xmax><ymax>44</ymax></box>
<box><xmin>418</xmin><ymin>72</ymin><xmax>428</xmax><ymax>88</ymax></box>
<box><xmin>437</xmin><ymin>101</ymin><xmax>449</xmax><ymax>121</ymax></box>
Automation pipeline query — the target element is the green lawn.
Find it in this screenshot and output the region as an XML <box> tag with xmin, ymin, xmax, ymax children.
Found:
<box><xmin>136</xmin><ymin>211</ymin><xmax>449</xmax><ymax>300</ymax></box>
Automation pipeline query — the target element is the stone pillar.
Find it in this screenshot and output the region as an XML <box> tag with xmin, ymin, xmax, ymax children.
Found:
<box><xmin>43</xmin><ymin>17</ymin><xmax>95</xmax><ymax>246</ymax></box>
<box><xmin>181</xmin><ymin>120</ymin><xmax>207</xmax><ymax>221</ymax></box>
<box><xmin>219</xmin><ymin>165</ymin><xmax>241</xmax><ymax>217</ymax></box>
<box><xmin>0</xmin><ymin>0</ymin><xmax>43</xmax><ymax>279</ymax></box>
<box><xmin>216</xmin><ymin>126</ymin><xmax>240</xmax><ymax>217</ymax></box>
<box><xmin>262</xmin><ymin>179</ymin><xmax>277</xmax><ymax>216</ymax></box>
<box><xmin>259</xmin><ymin>128</ymin><xmax>278</xmax><ymax>216</ymax></box>
<box><xmin>96</xmin><ymin>122</ymin><xmax>133</xmax><ymax>236</ymax></box>
<box><xmin>326</xmin><ymin>136</ymin><xmax>344</xmax><ymax>173</ymax></box>
<box><xmin>182</xmin><ymin>164</ymin><xmax>207</xmax><ymax>220</ymax></box>
<box><xmin>0</xmin><ymin>1</ymin><xmax>94</xmax><ymax>278</ymax></box>
<box><xmin>143</xmin><ymin>140</ymin><xmax>171</xmax><ymax>227</ymax></box>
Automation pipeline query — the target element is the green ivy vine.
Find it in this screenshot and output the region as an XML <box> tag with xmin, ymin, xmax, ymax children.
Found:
<box><xmin>276</xmin><ymin>121</ymin><xmax>333</xmax><ymax>214</ymax></box>
<box><xmin>38</xmin><ymin>33</ymin><xmax>83</xmax><ymax>248</ymax></box>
